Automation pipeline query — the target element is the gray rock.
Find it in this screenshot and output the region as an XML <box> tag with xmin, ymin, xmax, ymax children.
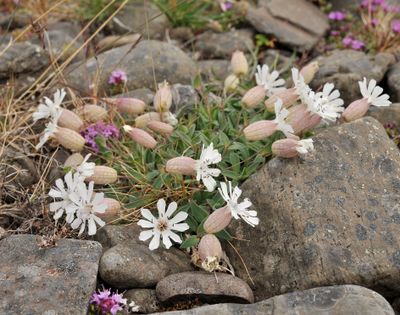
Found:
<box><xmin>194</xmin><ymin>29</ymin><xmax>254</xmax><ymax>59</ymax></box>
<box><xmin>0</xmin><ymin>235</ymin><xmax>102</xmax><ymax>315</ymax></box>
<box><xmin>151</xmin><ymin>285</ymin><xmax>394</xmax><ymax>315</ymax></box>
<box><xmin>109</xmin><ymin>0</ymin><xmax>169</xmax><ymax>39</ymax></box>
<box><xmin>114</xmin><ymin>88</ymin><xmax>155</xmax><ymax>105</ymax></box>
<box><xmin>197</xmin><ymin>60</ymin><xmax>230</xmax><ymax>80</ymax></box>
<box><xmin>65</xmin><ymin>40</ymin><xmax>197</xmax><ymax>96</ymax></box>
<box><xmin>388</xmin><ymin>62</ymin><xmax>400</xmax><ymax>102</ymax></box>
<box><xmin>124</xmin><ymin>289</ymin><xmax>159</xmax><ymax>313</ymax></box>
<box><xmin>99</xmin><ymin>240</ymin><xmax>193</xmax><ymax>288</ymax></box>
<box><xmin>226</xmin><ymin>117</ymin><xmax>400</xmax><ymax>301</ymax></box>
<box><xmin>368</xmin><ymin>103</ymin><xmax>400</xmax><ymax>129</ymax></box>
<box><xmin>0</xmin><ymin>41</ymin><xmax>48</xmax><ymax>79</ymax></box>
<box><xmin>94</xmin><ymin>224</ymin><xmax>142</xmax><ymax>250</ymax></box>
<box><xmin>171</xmin><ymin>83</ymin><xmax>199</xmax><ymax>113</ymax></box>
<box><xmin>156</xmin><ymin>271</ymin><xmax>254</xmax><ymax>304</ymax></box>
<box><xmin>311</xmin><ymin>50</ymin><xmax>396</xmax><ymax>104</ymax></box>
<box><xmin>246</xmin><ymin>0</ymin><xmax>329</xmax><ymax>51</ymax></box>
<box><xmin>0</xmin><ymin>227</ymin><xmax>7</xmax><ymax>240</ymax></box>
<box><xmin>262</xmin><ymin>49</ymin><xmax>296</xmax><ymax>74</ymax></box>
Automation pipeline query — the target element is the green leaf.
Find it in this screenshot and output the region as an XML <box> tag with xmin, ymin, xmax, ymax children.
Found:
<box><xmin>180</xmin><ymin>236</ymin><xmax>200</xmax><ymax>249</ymax></box>
<box><xmin>215</xmin><ymin>229</ymin><xmax>233</xmax><ymax>241</ymax></box>
<box><xmin>190</xmin><ymin>202</ymin><xmax>209</xmax><ymax>223</ymax></box>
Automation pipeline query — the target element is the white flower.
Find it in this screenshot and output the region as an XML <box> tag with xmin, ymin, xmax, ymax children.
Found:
<box><xmin>312</xmin><ymin>83</ymin><xmax>344</xmax><ymax>122</ymax></box>
<box><xmin>273</xmin><ymin>98</ymin><xmax>294</xmax><ymax>137</ymax></box>
<box><xmin>255</xmin><ymin>64</ymin><xmax>285</xmax><ymax>97</ymax></box>
<box><xmin>76</xmin><ymin>154</ymin><xmax>95</xmax><ymax>178</ymax></box>
<box><xmin>70</xmin><ymin>181</ymin><xmax>107</xmax><ymax>236</ymax></box>
<box><xmin>292</xmin><ymin>67</ymin><xmax>311</xmax><ymax>104</ymax></box>
<box><xmin>195</xmin><ymin>143</ymin><xmax>222</xmax><ymax>192</ymax></box>
<box><xmin>296</xmin><ymin>139</ymin><xmax>314</xmax><ymax>155</ymax></box>
<box><xmin>35</xmin><ymin>116</ymin><xmax>59</xmax><ymax>150</ymax></box>
<box><xmin>359</xmin><ymin>77</ymin><xmax>391</xmax><ymax>107</ymax></box>
<box><xmin>48</xmin><ymin>171</ymin><xmax>81</xmax><ymax>222</ymax></box>
<box><xmin>128</xmin><ymin>301</ymin><xmax>140</xmax><ymax>313</ymax></box>
<box><xmin>32</xmin><ymin>88</ymin><xmax>65</xmax><ymax>122</ymax></box>
<box><xmin>218</xmin><ymin>181</ymin><xmax>259</xmax><ymax>227</ymax></box>
<box><xmin>137</xmin><ymin>199</ymin><xmax>189</xmax><ymax>250</ymax></box>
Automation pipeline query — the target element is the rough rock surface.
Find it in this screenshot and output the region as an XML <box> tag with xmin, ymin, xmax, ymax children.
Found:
<box><xmin>246</xmin><ymin>0</ymin><xmax>329</xmax><ymax>51</ymax></box>
<box><xmin>311</xmin><ymin>50</ymin><xmax>395</xmax><ymax>104</ymax></box>
<box><xmin>109</xmin><ymin>0</ymin><xmax>169</xmax><ymax>39</ymax></box>
<box><xmin>197</xmin><ymin>60</ymin><xmax>230</xmax><ymax>80</ymax></box>
<box><xmin>226</xmin><ymin>117</ymin><xmax>400</xmax><ymax>301</ymax></box>
<box><xmin>99</xmin><ymin>240</ymin><xmax>193</xmax><ymax>288</ymax></box>
<box><xmin>65</xmin><ymin>40</ymin><xmax>197</xmax><ymax>95</ymax></box>
<box><xmin>124</xmin><ymin>289</ymin><xmax>159</xmax><ymax>314</ymax></box>
<box><xmin>151</xmin><ymin>285</ymin><xmax>395</xmax><ymax>315</ymax></box>
<box><xmin>94</xmin><ymin>224</ymin><xmax>142</xmax><ymax>250</ymax></box>
<box><xmin>0</xmin><ymin>235</ymin><xmax>102</xmax><ymax>315</ymax></box>
<box><xmin>0</xmin><ymin>41</ymin><xmax>48</xmax><ymax>79</ymax></box>
<box><xmin>171</xmin><ymin>83</ymin><xmax>199</xmax><ymax>112</ymax></box>
<box><xmin>156</xmin><ymin>272</ymin><xmax>254</xmax><ymax>304</ymax></box>
<box><xmin>388</xmin><ymin>62</ymin><xmax>400</xmax><ymax>103</ymax></box>
<box><xmin>194</xmin><ymin>29</ymin><xmax>254</xmax><ymax>58</ymax></box>
<box><xmin>368</xmin><ymin>103</ymin><xmax>400</xmax><ymax>129</ymax></box>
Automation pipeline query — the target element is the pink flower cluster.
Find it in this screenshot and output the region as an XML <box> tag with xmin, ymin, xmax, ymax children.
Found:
<box><xmin>328</xmin><ymin>11</ymin><xmax>346</xmax><ymax>21</ymax></box>
<box><xmin>361</xmin><ymin>0</ymin><xmax>400</xmax><ymax>13</ymax></box>
<box><xmin>108</xmin><ymin>70</ymin><xmax>127</xmax><ymax>86</ymax></box>
<box><xmin>81</xmin><ymin>122</ymin><xmax>120</xmax><ymax>152</ymax></box>
<box><xmin>90</xmin><ymin>288</ymin><xmax>126</xmax><ymax>315</ymax></box>
<box><xmin>342</xmin><ymin>37</ymin><xmax>365</xmax><ymax>50</ymax></box>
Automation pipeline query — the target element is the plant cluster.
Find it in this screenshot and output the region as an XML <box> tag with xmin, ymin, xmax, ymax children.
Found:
<box><xmin>324</xmin><ymin>0</ymin><xmax>400</xmax><ymax>53</ymax></box>
<box><xmin>32</xmin><ymin>50</ymin><xmax>392</xmax><ymax>273</ymax></box>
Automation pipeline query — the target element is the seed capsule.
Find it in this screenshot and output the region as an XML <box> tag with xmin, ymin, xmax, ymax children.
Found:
<box><xmin>107</xmin><ymin>97</ymin><xmax>146</xmax><ymax>115</ymax></box>
<box><xmin>300</xmin><ymin>61</ymin><xmax>319</xmax><ymax>84</ymax></box>
<box><xmin>147</xmin><ymin>120</ymin><xmax>174</xmax><ymax>136</ymax></box>
<box><xmin>123</xmin><ymin>125</ymin><xmax>157</xmax><ymax>149</ymax></box>
<box><xmin>203</xmin><ymin>206</ymin><xmax>232</xmax><ymax>234</ymax></box>
<box><xmin>198</xmin><ymin>234</ymin><xmax>223</xmax><ymax>261</ymax></box>
<box><xmin>243</xmin><ymin>120</ymin><xmax>278</xmax><ymax>141</ymax></box>
<box><xmin>271</xmin><ymin>138</ymin><xmax>299</xmax><ymax>158</ymax></box>
<box><xmin>97</xmin><ymin>198</ymin><xmax>121</xmax><ymax>222</ymax></box>
<box><xmin>231</xmin><ymin>51</ymin><xmax>248</xmax><ymax>76</ymax></box>
<box><xmin>154</xmin><ymin>81</ymin><xmax>172</xmax><ymax>112</ymax></box>
<box><xmin>224</xmin><ymin>74</ymin><xmax>239</xmax><ymax>93</ymax></box>
<box><xmin>58</xmin><ymin>109</ymin><xmax>83</xmax><ymax>132</ymax></box>
<box><xmin>135</xmin><ymin>112</ymin><xmax>161</xmax><ymax>128</ymax></box>
<box><xmin>341</xmin><ymin>98</ymin><xmax>370</xmax><ymax>122</ymax></box>
<box><xmin>54</xmin><ymin>127</ymin><xmax>85</xmax><ymax>152</ymax></box>
<box><xmin>165</xmin><ymin>157</ymin><xmax>197</xmax><ymax>176</ymax></box>
<box><xmin>64</xmin><ymin>153</ymin><xmax>84</xmax><ymax>168</ymax></box>
<box><xmin>81</xmin><ymin>105</ymin><xmax>108</xmax><ymax>122</ymax></box>
<box><xmin>286</xmin><ymin>104</ymin><xmax>321</xmax><ymax>135</ymax></box>
<box><xmin>85</xmin><ymin>165</ymin><xmax>118</xmax><ymax>184</ymax></box>
<box><xmin>265</xmin><ymin>88</ymin><xmax>298</xmax><ymax>112</ymax></box>
<box><xmin>241</xmin><ymin>85</ymin><xmax>266</xmax><ymax>109</ymax></box>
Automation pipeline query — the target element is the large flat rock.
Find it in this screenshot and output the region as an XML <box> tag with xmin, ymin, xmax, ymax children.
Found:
<box><xmin>226</xmin><ymin>117</ymin><xmax>400</xmax><ymax>301</ymax></box>
<box><xmin>151</xmin><ymin>285</ymin><xmax>394</xmax><ymax>315</ymax></box>
<box><xmin>0</xmin><ymin>235</ymin><xmax>102</xmax><ymax>314</ymax></box>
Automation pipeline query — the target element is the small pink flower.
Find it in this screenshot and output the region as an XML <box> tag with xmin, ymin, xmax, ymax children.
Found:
<box><xmin>351</xmin><ymin>39</ymin><xmax>365</xmax><ymax>50</ymax></box>
<box><xmin>328</xmin><ymin>11</ymin><xmax>346</xmax><ymax>21</ymax></box>
<box><xmin>342</xmin><ymin>36</ymin><xmax>353</xmax><ymax>47</ymax></box>
<box><xmin>108</xmin><ymin>69</ymin><xmax>127</xmax><ymax>86</ymax></box>
<box><xmin>392</xmin><ymin>20</ymin><xmax>400</xmax><ymax>33</ymax></box>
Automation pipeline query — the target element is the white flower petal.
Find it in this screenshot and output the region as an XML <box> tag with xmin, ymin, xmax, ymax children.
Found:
<box><xmin>149</xmin><ymin>231</ymin><xmax>161</xmax><ymax>250</ymax></box>
<box><xmin>139</xmin><ymin>230</ymin><xmax>154</xmax><ymax>241</ymax></box>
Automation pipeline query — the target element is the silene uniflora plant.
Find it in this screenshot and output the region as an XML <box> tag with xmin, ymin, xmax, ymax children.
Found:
<box><xmin>32</xmin><ymin>51</ymin><xmax>392</xmax><ymax>276</ymax></box>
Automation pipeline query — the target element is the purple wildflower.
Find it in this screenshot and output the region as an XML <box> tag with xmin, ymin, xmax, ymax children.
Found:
<box><xmin>351</xmin><ymin>39</ymin><xmax>365</xmax><ymax>50</ymax></box>
<box><xmin>328</xmin><ymin>11</ymin><xmax>346</xmax><ymax>21</ymax></box>
<box><xmin>392</xmin><ymin>20</ymin><xmax>400</xmax><ymax>33</ymax></box>
<box><xmin>342</xmin><ymin>36</ymin><xmax>353</xmax><ymax>47</ymax></box>
<box><xmin>371</xmin><ymin>18</ymin><xmax>380</xmax><ymax>26</ymax></box>
<box><xmin>330</xmin><ymin>30</ymin><xmax>340</xmax><ymax>36</ymax></box>
<box><xmin>90</xmin><ymin>288</ymin><xmax>127</xmax><ymax>315</ymax></box>
<box><xmin>220</xmin><ymin>1</ymin><xmax>233</xmax><ymax>11</ymax></box>
<box><xmin>81</xmin><ymin>122</ymin><xmax>120</xmax><ymax>152</ymax></box>
<box><xmin>108</xmin><ymin>70</ymin><xmax>127</xmax><ymax>86</ymax></box>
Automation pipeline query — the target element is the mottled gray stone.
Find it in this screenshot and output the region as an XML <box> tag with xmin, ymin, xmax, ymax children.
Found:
<box><xmin>368</xmin><ymin>103</ymin><xmax>400</xmax><ymax>130</ymax></box>
<box><xmin>152</xmin><ymin>285</ymin><xmax>394</xmax><ymax>315</ymax></box>
<box><xmin>0</xmin><ymin>235</ymin><xmax>102</xmax><ymax>315</ymax></box>
<box><xmin>171</xmin><ymin>83</ymin><xmax>199</xmax><ymax>112</ymax></box>
<box><xmin>156</xmin><ymin>272</ymin><xmax>254</xmax><ymax>304</ymax></box>
<box><xmin>311</xmin><ymin>50</ymin><xmax>396</xmax><ymax>104</ymax></box>
<box><xmin>262</xmin><ymin>49</ymin><xmax>296</xmax><ymax>74</ymax></box>
<box><xmin>109</xmin><ymin>0</ymin><xmax>169</xmax><ymax>39</ymax></box>
<box><xmin>114</xmin><ymin>88</ymin><xmax>155</xmax><ymax>105</ymax></box>
<box><xmin>197</xmin><ymin>60</ymin><xmax>230</xmax><ymax>80</ymax></box>
<box><xmin>246</xmin><ymin>0</ymin><xmax>329</xmax><ymax>51</ymax></box>
<box><xmin>99</xmin><ymin>240</ymin><xmax>193</xmax><ymax>288</ymax></box>
<box><xmin>226</xmin><ymin>117</ymin><xmax>400</xmax><ymax>301</ymax></box>
<box><xmin>65</xmin><ymin>40</ymin><xmax>197</xmax><ymax>96</ymax></box>
<box><xmin>94</xmin><ymin>224</ymin><xmax>141</xmax><ymax>250</ymax></box>
<box><xmin>124</xmin><ymin>289</ymin><xmax>159</xmax><ymax>313</ymax></box>
<box><xmin>194</xmin><ymin>29</ymin><xmax>254</xmax><ymax>59</ymax></box>
<box><xmin>0</xmin><ymin>41</ymin><xmax>48</xmax><ymax>79</ymax></box>
<box><xmin>388</xmin><ymin>62</ymin><xmax>400</xmax><ymax>103</ymax></box>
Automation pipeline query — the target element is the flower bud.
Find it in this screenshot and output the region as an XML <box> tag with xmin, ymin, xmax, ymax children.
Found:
<box><xmin>147</xmin><ymin>120</ymin><xmax>174</xmax><ymax>136</ymax></box>
<box><xmin>165</xmin><ymin>157</ymin><xmax>196</xmax><ymax>176</ymax></box>
<box><xmin>198</xmin><ymin>234</ymin><xmax>223</xmax><ymax>261</ymax></box>
<box><xmin>123</xmin><ymin>125</ymin><xmax>157</xmax><ymax>149</ymax></box>
<box><xmin>203</xmin><ymin>206</ymin><xmax>232</xmax><ymax>234</ymax></box>
<box><xmin>107</xmin><ymin>98</ymin><xmax>146</xmax><ymax>115</ymax></box>
<box><xmin>54</xmin><ymin>127</ymin><xmax>85</xmax><ymax>152</ymax></box>
<box><xmin>286</xmin><ymin>105</ymin><xmax>321</xmax><ymax>135</ymax></box>
<box><xmin>64</xmin><ymin>153</ymin><xmax>84</xmax><ymax>168</ymax></box>
<box><xmin>341</xmin><ymin>98</ymin><xmax>370</xmax><ymax>122</ymax></box>
<box><xmin>58</xmin><ymin>109</ymin><xmax>83</xmax><ymax>132</ymax></box>
<box><xmin>154</xmin><ymin>81</ymin><xmax>172</xmax><ymax>112</ymax></box>
<box><xmin>82</xmin><ymin>105</ymin><xmax>108</xmax><ymax>122</ymax></box>
<box><xmin>271</xmin><ymin>138</ymin><xmax>299</xmax><ymax>158</ymax></box>
<box><xmin>300</xmin><ymin>61</ymin><xmax>319</xmax><ymax>85</ymax></box>
<box><xmin>224</xmin><ymin>74</ymin><xmax>239</xmax><ymax>93</ymax></box>
<box><xmin>241</xmin><ymin>85</ymin><xmax>266</xmax><ymax>108</ymax></box>
<box><xmin>231</xmin><ymin>51</ymin><xmax>248</xmax><ymax>76</ymax></box>
<box><xmin>243</xmin><ymin>120</ymin><xmax>278</xmax><ymax>141</ymax></box>
<box><xmin>85</xmin><ymin>165</ymin><xmax>118</xmax><ymax>184</ymax></box>
<box><xmin>135</xmin><ymin>112</ymin><xmax>161</xmax><ymax>128</ymax></box>
<box><xmin>97</xmin><ymin>198</ymin><xmax>121</xmax><ymax>222</ymax></box>
<box><xmin>265</xmin><ymin>88</ymin><xmax>298</xmax><ymax>112</ymax></box>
